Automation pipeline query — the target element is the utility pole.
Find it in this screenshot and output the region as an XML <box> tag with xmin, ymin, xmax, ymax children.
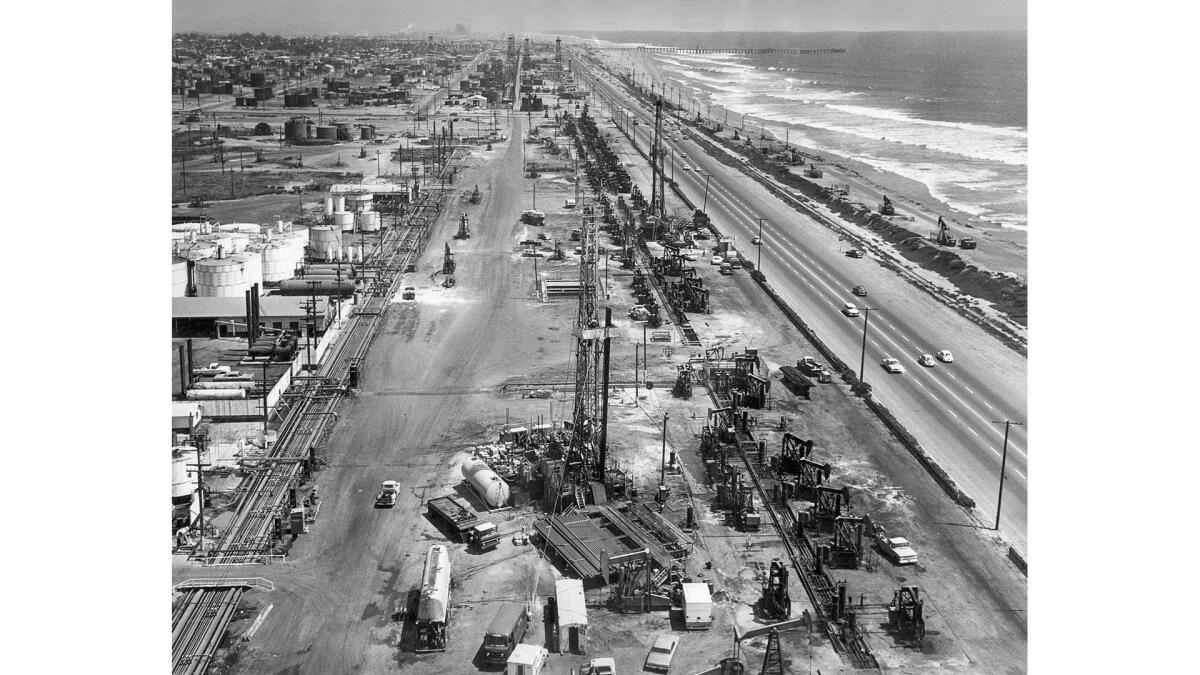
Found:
<box><xmin>755</xmin><ymin>217</ymin><xmax>765</xmax><ymax>270</ymax></box>
<box><xmin>858</xmin><ymin>307</ymin><xmax>876</xmax><ymax>382</ymax></box>
<box><xmin>659</xmin><ymin>412</ymin><xmax>670</xmax><ymax>488</ymax></box>
<box><xmin>702</xmin><ymin>172</ymin><xmax>711</xmax><ymax>214</ymax></box>
<box><xmin>634</xmin><ymin>344</ymin><xmax>640</xmax><ymax>405</ymax></box>
<box><xmin>992</xmin><ymin>420</ymin><xmax>1024</xmax><ymax>530</ymax></box>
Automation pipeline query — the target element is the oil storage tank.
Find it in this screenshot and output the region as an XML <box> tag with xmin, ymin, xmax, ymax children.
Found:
<box><xmin>308</xmin><ymin>226</ymin><xmax>343</xmax><ymax>262</ymax></box>
<box><xmin>172</xmin><ymin>448</ymin><xmax>198</xmax><ymax>505</ymax></box>
<box><xmin>416</xmin><ymin>544</ymin><xmax>451</xmax><ymax>652</ymax></box>
<box><xmin>193</xmin><ymin>255</ymin><xmax>248</xmax><ymax>297</ymax></box>
<box><xmin>462</xmin><ymin>459</ymin><xmax>511</xmax><ymax>508</ymax></box>
<box><xmin>357</xmin><ymin>210</ymin><xmax>380</xmax><ymax>232</ymax></box>
<box><xmin>172</xmin><ymin>259</ymin><xmax>189</xmax><ymax>296</ymax></box>
<box><xmin>332</xmin><ymin>211</ymin><xmax>355</xmax><ymax>232</ymax></box>
<box><xmin>278</xmin><ymin>278</ymin><xmax>356</xmax><ymax>296</ymax></box>
<box><xmin>346</xmin><ymin>192</ymin><xmax>373</xmax><ymax>212</ymax></box>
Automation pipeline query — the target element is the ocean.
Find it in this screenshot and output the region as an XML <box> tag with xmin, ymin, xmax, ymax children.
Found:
<box><xmin>583</xmin><ymin>31</ymin><xmax>1027</xmax><ymax>231</ymax></box>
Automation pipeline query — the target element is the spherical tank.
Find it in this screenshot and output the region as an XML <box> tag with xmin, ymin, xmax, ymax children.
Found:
<box><xmin>332</xmin><ymin>211</ymin><xmax>355</xmax><ymax>232</ymax></box>
<box><xmin>172</xmin><ymin>259</ymin><xmax>188</xmax><ymax>297</ymax></box>
<box><xmin>308</xmin><ymin>226</ymin><xmax>343</xmax><ymax>262</ymax></box>
<box><xmin>193</xmin><ymin>256</ymin><xmax>247</xmax><ymax>297</ymax></box>
<box><xmin>462</xmin><ymin>459</ymin><xmax>511</xmax><ymax>508</ymax></box>
<box><xmin>357</xmin><ymin>210</ymin><xmax>381</xmax><ymax>232</ymax></box>
<box><xmin>172</xmin><ymin>448</ymin><xmax>198</xmax><ymax>503</ymax></box>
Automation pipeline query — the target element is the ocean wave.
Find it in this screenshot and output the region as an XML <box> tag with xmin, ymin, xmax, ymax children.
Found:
<box><xmin>852</xmin><ymin>153</ymin><xmax>1026</xmax><ymax>228</ymax></box>
<box><xmin>825</xmin><ymin>104</ymin><xmax>1027</xmax><ymax>139</ymax></box>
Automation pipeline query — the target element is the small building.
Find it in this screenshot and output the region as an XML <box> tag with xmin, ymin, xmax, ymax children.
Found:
<box><xmin>172</xmin><ymin>296</ymin><xmax>331</xmax><ymax>339</ymax></box>
<box><xmin>172</xmin><ymin>401</ymin><xmax>203</xmax><ymax>433</ymax></box>
<box><xmin>506</xmin><ymin>643</ymin><xmax>548</xmax><ymax>675</ymax></box>
<box><xmin>554</xmin><ymin>578</ymin><xmax>587</xmax><ymax>654</ymax></box>
<box><xmin>465</xmin><ymin>94</ymin><xmax>488</xmax><ymax>108</ymax></box>
<box><xmin>681</xmin><ymin>582</ymin><xmax>713</xmax><ymax>629</ymax></box>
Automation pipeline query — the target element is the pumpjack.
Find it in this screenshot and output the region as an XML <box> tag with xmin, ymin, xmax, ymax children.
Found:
<box><xmin>887</xmin><ymin>586</ymin><xmax>926</xmax><ymax>646</ymax></box>
<box><xmin>935</xmin><ymin>216</ymin><xmax>957</xmax><ymax>247</ymax></box>
<box><xmin>469</xmin><ymin>184</ymin><xmax>481</xmax><ymax>203</ymax></box>
<box><xmin>880</xmin><ymin>195</ymin><xmax>895</xmax><ymax>216</ymax></box>
<box><xmin>455</xmin><ymin>212</ymin><xmax>471</xmax><ymax>239</ymax></box>
<box><xmin>759</xmin><ymin>560</ymin><xmax>791</xmax><ymax>621</ymax></box>
<box><xmin>442</xmin><ymin>242</ymin><xmax>456</xmax><ymax>275</ymax></box>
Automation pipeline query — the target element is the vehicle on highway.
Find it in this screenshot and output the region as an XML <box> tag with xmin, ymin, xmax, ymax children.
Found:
<box><xmin>878</xmin><ymin>536</ymin><xmax>918</xmax><ymax>565</ymax></box>
<box><xmin>751</xmin><ymin>236</ymin><xmax>762</xmax><ymax>245</ymax></box>
<box><xmin>719</xmin><ymin>263</ymin><xmax>734</xmax><ymax>275</ymax></box>
<box><xmin>683</xmin><ymin>165</ymin><xmax>692</xmax><ymax>171</ymax></box>
<box><xmin>881</xmin><ymin>357</ymin><xmax>905</xmax><ymax>374</ymax></box>
<box><xmin>936</xmin><ymin>349</ymin><xmax>954</xmax><ymax>363</ymax></box>
<box><xmin>852</xmin><ymin>285</ymin><xmax>867</xmax><ymax>297</ymax></box>
<box><xmin>645</xmin><ymin>634</ymin><xmax>679</xmax><ymax>672</ymax></box>
<box><xmin>918</xmin><ymin>353</ymin><xmax>936</xmax><ymax>367</ymax></box>
<box><xmin>846</xmin><ymin>249</ymin><xmax>864</xmax><ymax>258</ymax></box>
<box><xmin>375</xmin><ymin>480</ymin><xmax>400</xmax><ymax>508</ymax></box>
<box><xmin>711</xmin><ymin>255</ymin><xmax>724</xmax><ymax>265</ymax></box>
<box><xmin>842</xmin><ymin>303</ymin><xmax>860</xmax><ymax>317</ymax></box>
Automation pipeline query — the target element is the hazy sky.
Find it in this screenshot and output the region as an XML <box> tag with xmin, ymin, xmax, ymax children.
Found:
<box><xmin>173</xmin><ymin>0</ymin><xmax>1026</xmax><ymax>35</ymax></box>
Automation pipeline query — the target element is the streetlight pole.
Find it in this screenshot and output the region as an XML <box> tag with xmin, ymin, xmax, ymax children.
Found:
<box><xmin>634</xmin><ymin>344</ymin><xmax>640</xmax><ymax>405</ymax></box>
<box><xmin>755</xmin><ymin>217</ymin><xmax>765</xmax><ymax>270</ymax></box>
<box><xmin>858</xmin><ymin>307</ymin><xmax>876</xmax><ymax>382</ymax></box>
<box><xmin>992</xmin><ymin>419</ymin><xmax>1023</xmax><ymax>530</ymax></box>
<box><xmin>659</xmin><ymin>412</ymin><xmax>670</xmax><ymax>488</ymax></box>
<box><xmin>702</xmin><ymin>173</ymin><xmax>711</xmax><ymax>214</ymax></box>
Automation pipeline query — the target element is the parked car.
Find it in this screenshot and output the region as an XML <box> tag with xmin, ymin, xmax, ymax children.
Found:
<box><xmin>936</xmin><ymin>349</ymin><xmax>954</xmax><ymax>363</ymax></box>
<box><xmin>751</xmin><ymin>236</ymin><xmax>762</xmax><ymax>245</ymax></box>
<box><xmin>402</xmin><ymin>287</ymin><xmax>416</xmax><ymax>300</ymax></box>
<box><xmin>711</xmin><ymin>255</ymin><xmax>724</xmax><ymax>265</ymax></box>
<box><xmin>683</xmin><ymin>165</ymin><xmax>693</xmax><ymax>171</ymax></box>
<box><xmin>375</xmin><ymin>480</ymin><xmax>400</xmax><ymax>508</ymax></box>
<box><xmin>682</xmin><ymin>252</ymin><xmax>697</xmax><ymax>261</ymax></box>
<box><xmin>842</xmin><ymin>303</ymin><xmax>860</xmax><ymax>317</ymax></box>
<box><xmin>878</xmin><ymin>536</ymin><xmax>918</xmax><ymax>565</ymax></box>
<box><xmin>852</xmin><ymin>285</ymin><xmax>867</xmax><ymax>297</ymax></box>
<box><xmin>645</xmin><ymin>634</ymin><xmax>680</xmax><ymax>673</ymax></box>
<box><xmin>918</xmin><ymin>353</ymin><xmax>936</xmax><ymax>367</ymax></box>
<box><xmin>881</xmin><ymin>357</ymin><xmax>905</xmax><ymax>374</ymax></box>
<box><xmin>846</xmin><ymin>249</ymin><xmax>864</xmax><ymax>258</ymax></box>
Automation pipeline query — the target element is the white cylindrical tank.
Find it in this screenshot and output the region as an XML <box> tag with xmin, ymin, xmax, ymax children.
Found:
<box><xmin>218</xmin><ymin>222</ymin><xmax>262</xmax><ymax>235</ymax></box>
<box><xmin>231</xmin><ymin>252</ymin><xmax>263</xmax><ymax>290</ymax></box>
<box><xmin>172</xmin><ymin>448</ymin><xmax>198</xmax><ymax>503</ymax></box>
<box><xmin>190</xmin><ymin>380</ymin><xmax>254</xmax><ymax>390</ymax></box>
<box><xmin>205</xmin><ymin>234</ymin><xmax>234</xmax><ymax>253</ymax></box>
<box><xmin>309</xmin><ymin>227</ymin><xmax>343</xmax><ymax>262</ymax></box>
<box><xmin>324</xmin><ymin>196</ymin><xmax>335</xmax><ymax>216</ymax></box>
<box><xmin>333</xmin><ymin>211</ymin><xmax>355</xmax><ymax>232</ymax></box>
<box><xmin>181</xmin><ymin>243</ymin><xmax>217</xmax><ymax>261</ymax></box>
<box><xmin>260</xmin><ymin>240</ymin><xmax>305</xmax><ymax>283</ymax></box>
<box><xmin>461</xmin><ymin>459</ymin><xmax>511</xmax><ymax>508</ymax></box>
<box><xmin>357</xmin><ymin>210</ymin><xmax>380</xmax><ymax>232</ymax></box>
<box><xmin>193</xmin><ymin>256</ymin><xmax>247</xmax><ymax>297</ymax></box>
<box><xmin>185</xmin><ymin>388</ymin><xmax>247</xmax><ymax>400</ymax></box>
<box><xmin>172</xmin><ymin>259</ymin><xmax>188</xmax><ymax>297</ymax></box>
<box><xmin>333</xmin><ymin>195</ymin><xmax>346</xmax><ymax>212</ymax></box>
<box><xmin>227</xmin><ymin>232</ymin><xmax>251</xmax><ymax>254</ymax></box>
<box><xmin>346</xmin><ymin>192</ymin><xmax>373</xmax><ymax>212</ymax></box>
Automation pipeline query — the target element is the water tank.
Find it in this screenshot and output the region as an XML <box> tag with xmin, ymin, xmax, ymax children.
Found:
<box><xmin>181</xmin><ymin>243</ymin><xmax>217</xmax><ymax>261</ymax></box>
<box><xmin>308</xmin><ymin>226</ymin><xmax>343</xmax><ymax>262</ymax></box>
<box><xmin>172</xmin><ymin>259</ymin><xmax>188</xmax><ymax>297</ymax></box>
<box><xmin>193</xmin><ymin>256</ymin><xmax>247</xmax><ymax>297</ymax></box>
<box><xmin>357</xmin><ymin>210</ymin><xmax>381</xmax><ymax>232</ymax></box>
<box><xmin>462</xmin><ymin>459</ymin><xmax>511</xmax><ymax>508</ymax></box>
<box><xmin>360</xmin><ymin>125</ymin><xmax>375</xmax><ymax>140</ymax></box>
<box><xmin>172</xmin><ymin>448</ymin><xmax>198</xmax><ymax>504</ymax></box>
<box><xmin>333</xmin><ymin>195</ymin><xmax>346</xmax><ymax>212</ymax></box>
<box><xmin>332</xmin><ymin>211</ymin><xmax>355</xmax><ymax>232</ymax></box>
<box><xmin>324</xmin><ymin>196</ymin><xmax>334</xmax><ymax>216</ymax></box>
<box><xmin>186</xmin><ymin>388</ymin><xmax>247</xmax><ymax>400</ymax></box>
<box><xmin>346</xmin><ymin>192</ymin><xmax>373</xmax><ymax>212</ymax></box>
<box><xmin>316</xmin><ymin>125</ymin><xmax>338</xmax><ymax>140</ymax></box>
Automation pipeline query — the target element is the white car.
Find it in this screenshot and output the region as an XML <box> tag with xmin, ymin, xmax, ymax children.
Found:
<box><xmin>842</xmin><ymin>303</ymin><xmax>860</xmax><ymax>317</ymax></box>
<box><xmin>682</xmin><ymin>252</ymin><xmax>697</xmax><ymax>261</ymax></box>
<box><xmin>881</xmin><ymin>357</ymin><xmax>905</xmax><ymax>374</ymax></box>
<box><xmin>879</xmin><ymin>536</ymin><xmax>918</xmax><ymax>565</ymax></box>
<box><xmin>683</xmin><ymin>164</ymin><xmax>693</xmax><ymax>171</ymax></box>
<box><xmin>936</xmin><ymin>349</ymin><xmax>954</xmax><ymax>363</ymax></box>
<box><xmin>645</xmin><ymin>634</ymin><xmax>679</xmax><ymax>672</ymax></box>
<box><xmin>751</xmin><ymin>236</ymin><xmax>762</xmax><ymax>245</ymax></box>
<box><xmin>711</xmin><ymin>255</ymin><xmax>724</xmax><ymax>265</ymax></box>
<box><xmin>918</xmin><ymin>353</ymin><xmax>936</xmax><ymax>367</ymax></box>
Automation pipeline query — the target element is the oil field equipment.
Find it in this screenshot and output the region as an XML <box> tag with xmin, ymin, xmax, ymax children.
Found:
<box><xmin>455</xmin><ymin>212</ymin><xmax>471</xmax><ymax>239</ymax></box>
<box><xmin>759</xmin><ymin>560</ymin><xmax>791</xmax><ymax>621</ymax></box>
<box><xmin>887</xmin><ymin>586</ymin><xmax>926</xmax><ymax>646</ymax></box>
<box><xmin>469</xmin><ymin>184</ymin><xmax>482</xmax><ymax>203</ymax></box>
<box><xmin>879</xmin><ymin>195</ymin><xmax>895</xmax><ymax>216</ymax></box>
<box><xmin>935</xmin><ymin>216</ymin><xmax>957</xmax><ymax>247</ymax></box>
<box><xmin>416</xmin><ymin>544</ymin><xmax>452</xmax><ymax>652</ymax></box>
<box><xmin>442</xmin><ymin>242</ymin><xmax>456</xmax><ymax>275</ymax></box>
<box><xmin>804</xmin><ymin>164</ymin><xmax>823</xmax><ymax>179</ymax></box>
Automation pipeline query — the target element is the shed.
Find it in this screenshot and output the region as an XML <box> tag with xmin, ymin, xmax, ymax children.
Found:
<box><xmin>681</xmin><ymin>582</ymin><xmax>714</xmax><ymax>629</ymax></box>
<box><xmin>555</xmin><ymin>578</ymin><xmax>588</xmax><ymax>654</ymax></box>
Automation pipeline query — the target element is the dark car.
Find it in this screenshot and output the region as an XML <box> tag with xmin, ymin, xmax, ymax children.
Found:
<box><xmin>853</xmin><ymin>285</ymin><xmax>867</xmax><ymax>297</ymax></box>
<box><xmin>846</xmin><ymin>249</ymin><xmax>864</xmax><ymax>258</ymax></box>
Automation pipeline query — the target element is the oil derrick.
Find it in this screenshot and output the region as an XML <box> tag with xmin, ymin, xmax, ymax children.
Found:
<box><xmin>672</xmin><ymin>364</ymin><xmax>692</xmax><ymax>398</ymax></box>
<box><xmin>761</xmin><ymin>629</ymin><xmax>784</xmax><ymax>675</ymax></box>
<box><xmin>455</xmin><ymin>212</ymin><xmax>471</xmax><ymax>239</ymax></box>
<box><xmin>569</xmin><ymin>202</ymin><xmax>605</xmax><ymax>488</ymax></box>
<box><xmin>649</xmin><ymin>98</ymin><xmax>666</xmax><ymax>221</ymax></box>
<box><xmin>442</xmin><ymin>242</ymin><xmax>456</xmax><ymax>275</ymax></box>
<box><xmin>759</xmin><ymin>560</ymin><xmax>791</xmax><ymax>621</ymax></box>
<box><xmin>880</xmin><ymin>194</ymin><xmax>895</xmax><ymax>216</ymax></box>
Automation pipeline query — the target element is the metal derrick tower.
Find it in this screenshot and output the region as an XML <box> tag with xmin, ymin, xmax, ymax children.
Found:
<box><xmin>569</xmin><ymin>202</ymin><xmax>605</xmax><ymax>482</ymax></box>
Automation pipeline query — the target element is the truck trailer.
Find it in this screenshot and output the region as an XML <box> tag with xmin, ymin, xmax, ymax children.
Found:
<box><xmin>416</xmin><ymin>544</ymin><xmax>451</xmax><ymax>652</ymax></box>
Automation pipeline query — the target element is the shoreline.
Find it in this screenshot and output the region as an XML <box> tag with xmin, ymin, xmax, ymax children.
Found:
<box><xmin>607</xmin><ymin>48</ymin><xmax>1028</xmax><ymax>281</ymax></box>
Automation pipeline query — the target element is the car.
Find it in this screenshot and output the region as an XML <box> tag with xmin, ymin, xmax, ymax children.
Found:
<box><xmin>881</xmin><ymin>357</ymin><xmax>905</xmax><ymax>373</ymax></box>
<box><xmin>918</xmin><ymin>353</ymin><xmax>936</xmax><ymax>367</ymax></box>
<box><xmin>681</xmin><ymin>252</ymin><xmax>697</xmax><ymax>261</ymax></box>
<box><xmin>852</xmin><ymin>285</ymin><xmax>867</xmax><ymax>297</ymax></box>
<box><xmin>936</xmin><ymin>349</ymin><xmax>954</xmax><ymax>363</ymax></box>
<box><xmin>842</xmin><ymin>303</ymin><xmax>860</xmax><ymax>317</ymax></box>
<box><xmin>711</xmin><ymin>255</ymin><xmax>724</xmax><ymax>265</ymax></box>
<box><xmin>879</xmin><ymin>536</ymin><xmax>918</xmax><ymax>565</ymax></box>
<box><xmin>846</xmin><ymin>249</ymin><xmax>864</xmax><ymax>258</ymax></box>
<box><xmin>683</xmin><ymin>165</ymin><xmax>693</xmax><ymax>171</ymax></box>
<box><xmin>645</xmin><ymin>634</ymin><xmax>680</xmax><ymax>672</ymax></box>
<box><xmin>375</xmin><ymin>480</ymin><xmax>400</xmax><ymax>508</ymax></box>
<box><xmin>719</xmin><ymin>263</ymin><xmax>734</xmax><ymax>275</ymax></box>
<box><xmin>402</xmin><ymin>287</ymin><xmax>416</xmax><ymax>300</ymax></box>
<box><xmin>751</xmin><ymin>236</ymin><xmax>762</xmax><ymax>245</ymax></box>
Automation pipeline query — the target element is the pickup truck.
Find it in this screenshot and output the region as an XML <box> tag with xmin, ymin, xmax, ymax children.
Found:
<box><xmin>375</xmin><ymin>480</ymin><xmax>400</xmax><ymax>508</ymax></box>
<box><xmin>402</xmin><ymin>287</ymin><xmax>416</xmax><ymax>300</ymax></box>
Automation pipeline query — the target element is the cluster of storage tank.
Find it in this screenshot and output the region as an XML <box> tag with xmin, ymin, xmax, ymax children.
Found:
<box><xmin>172</xmin><ymin>220</ymin><xmax>308</xmax><ymax>297</ymax></box>
<box><xmin>284</xmin><ymin>117</ymin><xmax>368</xmax><ymax>143</ymax></box>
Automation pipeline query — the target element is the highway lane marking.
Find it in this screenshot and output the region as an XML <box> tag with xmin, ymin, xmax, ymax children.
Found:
<box><xmin>969</xmin><ymin>427</ymin><xmax>980</xmax><ymax>437</ymax></box>
<box><xmin>964</xmin><ymin>385</ymin><xmax>974</xmax><ymax>394</ymax></box>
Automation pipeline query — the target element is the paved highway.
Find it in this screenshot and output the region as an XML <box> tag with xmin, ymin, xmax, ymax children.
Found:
<box><xmin>576</xmin><ymin>61</ymin><xmax>1029</xmax><ymax>552</ymax></box>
